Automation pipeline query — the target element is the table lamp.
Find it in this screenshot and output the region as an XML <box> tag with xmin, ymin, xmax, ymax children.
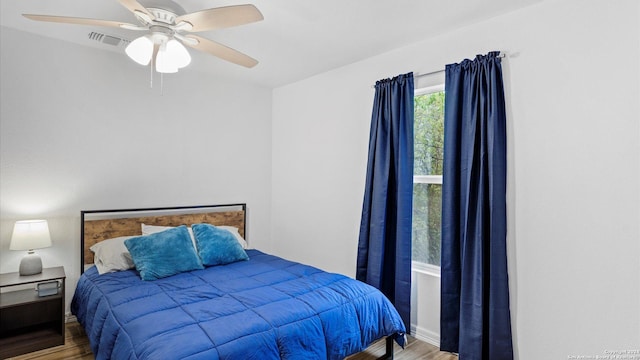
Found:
<box><xmin>10</xmin><ymin>219</ymin><xmax>52</xmax><ymax>276</ymax></box>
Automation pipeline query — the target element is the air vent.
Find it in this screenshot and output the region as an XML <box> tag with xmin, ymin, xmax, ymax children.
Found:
<box><xmin>88</xmin><ymin>32</ymin><xmax>131</xmax><ymax>47</ymax></box>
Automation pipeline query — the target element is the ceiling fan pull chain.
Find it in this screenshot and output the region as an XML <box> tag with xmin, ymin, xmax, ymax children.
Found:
<box><xmin>149</xmin><ymin>61</ymin><xmax>153</xmax><ymax>89</ymax></box>
<box><xmin>160</xmin><ymin>73</ymin><xmax>164</xmax><ymax>96</ymax></box>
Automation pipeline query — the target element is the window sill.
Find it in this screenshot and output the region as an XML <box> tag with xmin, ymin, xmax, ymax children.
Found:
<box><xmin>411</xmin><ymin>261</ymin><xmax>441</xmax><ymax>277</ymax></box>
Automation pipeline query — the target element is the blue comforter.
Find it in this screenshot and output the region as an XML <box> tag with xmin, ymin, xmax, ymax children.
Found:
<box><xmin>71</xmin><ymin>250</ymin><xmax>405</xmax><ymax>359</ymax></box>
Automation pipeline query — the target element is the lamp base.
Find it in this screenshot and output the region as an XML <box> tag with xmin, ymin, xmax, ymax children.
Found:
<box><xmin>19</xmin><ymin>252</ymin><xmax>43</xmax><ymax>276</ymax></box>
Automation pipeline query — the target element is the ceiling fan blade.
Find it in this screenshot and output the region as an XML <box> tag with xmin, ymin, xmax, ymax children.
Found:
<box><xmin>183</xmin><ymin>35</ymin><xmax>258</xmax><ymax>68</ymax></box>
<box><xmin>175</xmin><ymin>5</ymin><xmax>263</xmax><ymax>32</ymax></box>
<box><xmin>23</xmin><ymin>14</ymin><xmax>138</xmax><ymax>29</ymax></box>
<box><xmin>118</xmin><ymin>0</ymin><xmax>155</xmax><ymax>21</ymax></box>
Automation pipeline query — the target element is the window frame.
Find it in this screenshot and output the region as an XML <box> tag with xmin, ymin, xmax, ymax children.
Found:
<box><xmin>412</xmin><ymin>84</ymin><xmax>445</xmax><ymax>272</ymax></box>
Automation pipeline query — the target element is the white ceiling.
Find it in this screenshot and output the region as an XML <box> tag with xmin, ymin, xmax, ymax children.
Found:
<box><xmin>1</xmin><ymin>0</ymin><xmax>541</xmax><ymax>88</ymax></box>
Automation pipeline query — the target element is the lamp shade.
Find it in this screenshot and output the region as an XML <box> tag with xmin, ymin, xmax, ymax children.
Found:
<box><xmin>10</xmin><ymin>220</ymin><xmax>52</xmax><ymax>251</ymax></box>
<box><xmin>156</xmin><ymin>39</ymin><xmax>191</xmax><ymax>73</ymax></box>
<box><xmin>125</xmin><ymin>36</ymin><xmax>153</xmax><ymax>66</ymax></box>
<box><xmin>164</xmin><ymin>39</ymin><xmax>191</xmax><ymax>69</ymax></box>
<box><xmin>155</xmin><ymin>49</ymin><xmax>179</xmax><ymax>74</ymax></box>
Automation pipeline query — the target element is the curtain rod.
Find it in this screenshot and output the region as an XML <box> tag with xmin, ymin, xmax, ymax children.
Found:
<box><xmin>372</xmin><ymin>52</ymin><xmax>506</xmax><ymax>87</ymax></box>
<box><xmin>414</xmin><ymin>53</ymin><xmax>506</xmax><ymax>80</ymax></box>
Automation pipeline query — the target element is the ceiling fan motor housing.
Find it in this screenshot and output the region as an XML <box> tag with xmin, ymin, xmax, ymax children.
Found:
<box><xmin>145</xmin><ymin>8</ymin><xmax>178</xmax><ymax>25</ymax></box>
<box><xmin>148</xmin><ymin>24</ymin><xmax>173</xmax><ymax>44</ymax></box>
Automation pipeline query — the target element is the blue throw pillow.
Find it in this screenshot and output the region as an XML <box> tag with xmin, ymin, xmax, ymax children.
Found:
<box><xmin>124</xmin><ymin>225</ymin><xmax>204</xmax><ymax>280</ymax></box>
<box><xmin>191</xmin><ymin>223</ymin><xmax>249</xmax><ymax>266</ymax></box>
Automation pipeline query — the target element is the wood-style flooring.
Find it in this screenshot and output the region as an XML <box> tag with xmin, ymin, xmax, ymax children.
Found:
<box><xmin>346</xmin><ymin>335</ymin><xmax>458</xmax><ymax>360</ymax></box>
<box><xmin>8</xmin><ymin>322</ymin><xmax>458</xmax><ymax>360</ymax></box>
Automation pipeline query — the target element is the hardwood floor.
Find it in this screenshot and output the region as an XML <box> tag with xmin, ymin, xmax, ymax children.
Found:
<box><xmin>8</xmin><ymin>322</ymin><xmax>458</xmax><ymax>360</ymax></box>
<box><xmin>346</xmin><ymin>335</ymin><xmax>458</xmax><ymax>360</ymax></box>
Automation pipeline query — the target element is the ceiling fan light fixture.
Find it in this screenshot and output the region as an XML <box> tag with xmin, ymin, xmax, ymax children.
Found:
<box><xmin>125</xmin><ymin>35</ymin><xmax>153</xmax><ymax>65</ymax></box>
<box><xmin>165</xmin><ymin>39</ymin><xmax>191</xmax><ymax>68</ymax></box>
<box><xmin>155</xmin><ymin>40</ymin><xmax>189</xmax><ymax>73</ymax></box>
<box><xmin>156</xmin><ymin>50</ymin><xmax>178</xmax><ymax>73</ymax></box>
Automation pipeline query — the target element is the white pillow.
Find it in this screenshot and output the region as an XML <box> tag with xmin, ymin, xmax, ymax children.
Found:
<box><xmin>142</xmin><ymin>224</ymin><xmax>248</xmax><ymax>249</ymax></box>
<box><xmin>142</xmin><ymin>223</ymin><xmax>197</xmax><ymax>249</ymax></box>
<box><xmin>141</xmin><ymin>224</ymin><xmax>181</xmax><ymax>235</ymax></box>
<box><xmin>217</xmin><ymin>226</ymin><xmax>249</xmax><ymax>249</ymax></box>
<box><xmin>90</xmin><ymin>236</ymin><xmax>135</xmax><ymax>274</ymax></box>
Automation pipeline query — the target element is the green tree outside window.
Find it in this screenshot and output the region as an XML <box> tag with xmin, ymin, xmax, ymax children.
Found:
<box><xmin>413</xmin><ymin>91</ymin><xmax>444</xmax><ymax>266</ymax></box>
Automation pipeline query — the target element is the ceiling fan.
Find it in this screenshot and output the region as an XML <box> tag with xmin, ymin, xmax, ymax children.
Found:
<box><xmin>23</xmin><ymin>0</ymin><xmax>263</xmax><ymax>73</ymax></box>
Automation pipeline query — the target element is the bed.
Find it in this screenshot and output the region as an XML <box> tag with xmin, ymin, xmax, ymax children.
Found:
<box><xmin>71</xmin><ymin>204</ymin><xmax>405</xmax><ymax>359</ymax></box>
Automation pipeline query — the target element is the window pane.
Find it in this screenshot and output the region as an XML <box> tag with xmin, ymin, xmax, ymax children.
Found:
<box><xmin>414</xmin><ymin>91</ymin><xmax>445</xmax><ymax>176</ymax></box>
<box><xmin>412</xmin><ymin>183</ymin><xmax>442</xmax><ymax>266</ymax></box>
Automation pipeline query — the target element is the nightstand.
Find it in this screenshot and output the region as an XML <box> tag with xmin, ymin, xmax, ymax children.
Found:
<box><xmin>0</xmin><ymin>266</ymin><xmax>66</xmax><ymax>359</ymax></box>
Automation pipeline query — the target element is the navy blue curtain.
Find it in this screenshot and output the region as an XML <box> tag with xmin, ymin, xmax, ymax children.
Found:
<box><xmin>357</xmin><ymin>72</ymin><xmax>414</xmax><ymax>330</ymax></box>
<box><xmin>440</xmin><ymin>52</ymin><xmax>513</xmax><ymax>360</ymax></box>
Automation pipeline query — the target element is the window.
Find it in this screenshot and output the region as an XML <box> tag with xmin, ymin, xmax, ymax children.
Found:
<box><xmin>412</xmin><ymin>85</ymin><xmax>444</xmax><ymax>267</ymax></box>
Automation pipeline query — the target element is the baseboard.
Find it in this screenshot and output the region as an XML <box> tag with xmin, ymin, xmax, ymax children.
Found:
<box><xmin>410</xmin><ymin>324</ymin><xmax>440</xmax><ymax>348</ymax></box>
<box><xmin>65</xmin><ymin>313</ymin><xmax>77</xmax><ymax>323</ymax></box>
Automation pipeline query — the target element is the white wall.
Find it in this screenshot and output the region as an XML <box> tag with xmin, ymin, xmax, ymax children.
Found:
<box><xmin>0</xmin><ymin>27</ymin><xmax>273</xmax><ymax>312</ymax></box>
<box><xmin>272</xmin><ymin>0</ymin><xmax>640</xmax><ymax>358</ymax></box>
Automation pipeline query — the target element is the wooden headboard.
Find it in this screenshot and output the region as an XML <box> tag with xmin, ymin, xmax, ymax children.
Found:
<box><xmin>80</xmin><ymin>204</ymin><xmax>246</xmax><ymax>273</ymax></box>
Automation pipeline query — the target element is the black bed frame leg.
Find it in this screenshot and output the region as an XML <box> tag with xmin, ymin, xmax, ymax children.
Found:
<box><xmin>375</xmin><ymin>336</ymin><xmax>395</xmax><ymax>360</ymax></box>
<box><xmin>385</xmin><ymin>336</ymin><xmax>394</xmax><ymax>359</ymax></box>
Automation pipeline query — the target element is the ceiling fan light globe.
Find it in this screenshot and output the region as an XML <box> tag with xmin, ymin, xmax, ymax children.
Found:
<box><xmin>125</xmin><ymin>36</ymin><xmax>153</xmax><ymax>66</ymax></box>
<box><xmin>156</xmin><ymin>49</ymin><xmax>179</xmax><ymax>73</ymax></box>
<box><xmin>165</xmin><ymin>39</ymin><xmax>191</xmax><ymax>69</ymax></box>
